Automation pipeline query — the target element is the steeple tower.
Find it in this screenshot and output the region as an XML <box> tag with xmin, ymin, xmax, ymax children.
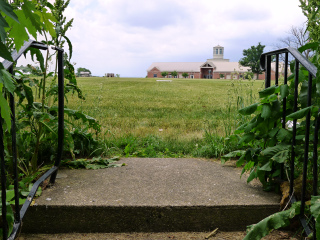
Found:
<box><xmin>208</xmin><ymin>45</ymin><xmax>229</xmax><ymax>62</ymax></box>
<box><xmin>213</xmin><ymin>45</ymin><xmax>224</xmax><ymax>59</ymax></box>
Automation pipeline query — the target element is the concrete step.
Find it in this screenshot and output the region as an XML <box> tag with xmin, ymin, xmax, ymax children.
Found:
<box><xmin>22</xmin><ymin>158</ymin><xmax>280</xmax><ymax>234</ymax></box>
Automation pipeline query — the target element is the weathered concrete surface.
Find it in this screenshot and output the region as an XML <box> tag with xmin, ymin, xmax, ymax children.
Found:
<box><xmin>22</xmin><ymin>158</ymin><xmax>280</xmax><ymax>233</ymax></box>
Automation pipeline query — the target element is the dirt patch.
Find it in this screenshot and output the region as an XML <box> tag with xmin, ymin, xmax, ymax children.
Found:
<box><xmin>18</xmin><ymin>230</ymin><xmax>302</xmax><ymax>240</ymax></box>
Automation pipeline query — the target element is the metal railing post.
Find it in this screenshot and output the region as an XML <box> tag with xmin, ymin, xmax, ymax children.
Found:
<box><xmin>289</xmin><ymin>60</ymin><xmax>299</xmax><ymax>196</ymax></box>
<box><xmin>265</xmin><ymin>55</ymin><xmax>271</xmax><ymax>88</ymax></box>
<box><xmin>50</xmin><ymin>47</ymin><xmax>64</xmax><ymax>184</ymax></box>
<box><xmin>8</xmin><ymin>66</ymin><xmax>20</xmax><ymax>224</ymax></box>
<box><xmin>300</xmin><ymin>73</ymin><xmax>313</xmax><ymax>217</ymax></box>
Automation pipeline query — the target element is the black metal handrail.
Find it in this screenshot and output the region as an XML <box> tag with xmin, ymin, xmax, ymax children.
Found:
<box><xmin>0</xmin><ymin>40</ymin><xmax>64</xmax><ymax>240</ymax></box>
<box><xmin>260</xmin><ymin>48</ymin><xmax>318</xmax><ymax>238</ymax></box>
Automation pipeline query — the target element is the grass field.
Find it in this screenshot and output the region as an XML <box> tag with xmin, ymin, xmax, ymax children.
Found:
<box><xmin>67</xmin><ymin>77</ymin><xmax>265</xmax><ymax>157</ymax></box>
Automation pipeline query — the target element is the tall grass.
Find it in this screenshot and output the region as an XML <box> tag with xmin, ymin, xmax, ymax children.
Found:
<box><xmin>67</xmin><ymin>77</ymin><xmax>263</xmax><ymax>158</ymax></box>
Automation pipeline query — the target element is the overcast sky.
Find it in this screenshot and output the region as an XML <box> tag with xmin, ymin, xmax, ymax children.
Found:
<box><xmin>62</xmin><ymin>0</ymin><xmax>307</xmax><ymax>77</ymax></box>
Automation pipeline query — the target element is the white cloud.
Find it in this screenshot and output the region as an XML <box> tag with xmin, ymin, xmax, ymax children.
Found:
<box><xmin>62</xmin><ymin>0</ymin><xmax>307</xmax><ymax>77</ymax></box>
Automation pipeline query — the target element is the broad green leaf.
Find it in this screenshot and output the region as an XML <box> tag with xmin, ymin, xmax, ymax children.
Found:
<box><xmin>236</xmin><ymin>122</ymin><xmax>247</xmax><ymax>131</ymax></box>
<box><xmin>247</xmin><ymin>167</ymin><xmax>257</xmax><ymax>183</ymax></box>
<box><xmin>236</xmin><ymin>154</ymin><xmax>245</xmax><ymax>167</ymax></box>
<box><xmin>310</xmin><ymin>196</ymin><xmax>320</xmax><ymax>217</ymax></box>
<box><xmin>239</xmin><ymin>132</ymin><xmax>255</xmax><ymax>145</ymax></box>
<box><xmin>0</xmin><ymin>84</ymin><xmax>11</xmax><ymax>131</ymax></box>
<box><xmin>40</xmin><ymin>120</ymin><xmax>57</xmax><ymax>135</ymax></box>
<box><xmin>260</xmin><ymin>161</ymin><xmax>272</xmax><ymax>171</ymax></box>
<box><xmin>244</xmin><ymin>202</ymin><xmax>301</xmax><ymax>240</ymax></box>
<box><xmin>267</xmin><ymin>94</ymin><xmax>278</xmax><ymax>102</ymax></box>
<box><xmin>23</xmin><ymin>84</ymin><xmax>34</xmax><ymax>107</ymax></box>
<box><xmin>268</xmin><ymin>128</ymin><xmax>279</xmax><ymax>138</ymax></box>
<box><xmin>244</xmin><ymin>121</ymin><xmax>258</xmax><ymax>133</ymax></box>
<box><xmin>261</xmin><ymin>104</ymin><xmax>271</xmax><ymax>119</ymax></box>
<box><xmin>86</xmin><ymin>164</ymin><xmax>107</xmax><ymax>170</ymax></box>
<box><xmin>310</xmin><ymin>196</ymin><xmax>320</xmax><ymax>240</ymax></box>
<box><xmin>19</xmin><ymin>7</ymin><xmax>37</xmax><ymax>39</ymax></box>
<box><xmin>299</xmin><ymin>81</ymin><xmax>308</xmax><ymax>108</ymax></box>
<box><xmin>299</xmin><ymin>42</ymin><xmax>319</xmax><ymax>52</ymax></box>
<box><xmin>280</xmin><ymin>84</ymin><xmax>289</xmax><ymax>100</ymax></box>
<box><xmin>271</xmin><ymin>100</ymin><xmax>280</xmax><ymax>116</ymax></box>
<box><xmin>221</xmin><ymin>150</ymin><xmax>245</xmax><ymax>161</ymax></box>
<box><xmin>271</xmin><ymin>169</ymin><xmax>281</xmax><ymax>178</ymax></box>
<box><xmin>0</xmin><ymin>13</ymin><xmax>8</xmax><ymax>41</ymax></box>
<box><xmin>37</xmin><ymin>8</ymin><xmax>56</xmax><ymax>37</ymax></box>
<box><xmin>239</xmin><ymin>103</ymin><xmax>259</xmax><ymax>115</ymax></box>
<box><xmin>287</xmin><ymin>106</ymin><xmax>312</xmax><ymax>120</ymax></box>
<box><xmin>271</xmin><ymin>150</ymin><xmax>289</xmax><ymax>163</ymax></box>
<box><xmin>6</xmin><ymin>10</ymin><xmax>29</xmax><ymax>51</ymax></box>
<box><xmin>5</xmin><ymin>190</ymin><xmax>14</xmax><ymax>202</ymax></box>
<box><xmin>256</xmin><ymin>169</ymin><xmax>267</xmax><ymax>187</ymax></box>
<box><xmin>277</xmin><ymin>128</ymin><xmax>291</xmax><ymax>141</ymax></box>
<box><xmin>9</xmin><ymin>198</ymin><xmax>25</xmax><ymax>205</ymax></box>
<box><xmin>260</xmin><ymin>143</ymin><xmax>290</xmax><ymax>158</ymax></box>
<box><xmin>64</xmin><ymin>128</ymin><xmax>75</xmax><ymax>152</ymax></box>
<box><xmin>21</xmin><ymin>0</ymin><xmax>42</xmax><ymax>32</ymax></box>
<box><xmin>244</xmin><ymin>161</ymin><xmax>255</xmax><ymax>171</ymax></box>
<box><xmin>0</xmin><ymin>41</ymin><xmax>13</xmax><ymax>61</ymax></box>
<box><xmin>0</xmin><ymin>69</ymin><xmax>15</xmax><ymax>93</ymax></box>
<box><xmin>0</xmin><ymin>13</ymin><xmax>8</xmax><ymax>28</ymax></box>
<box><xmin>0</xmin><ymin>0</ymin><xmax>19</xmax><ymax>23</ymax></box>
<box><xmin>6</xmin><ymin>202</ymin><xmax>14</xmax><ymax>236</ymax></box>
<box><xmin>259</xmin><ymin>85</ymin><xmax>277</xmax><ymax>98</ymax></box>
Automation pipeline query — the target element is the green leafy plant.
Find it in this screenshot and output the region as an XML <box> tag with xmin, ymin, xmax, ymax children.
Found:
<box><xmin>244</xmin><ymin>202</ymin><xmax>301</xmax><ymax>240</ymax></box>
<box><xmin>0</xmin><ymin>1</ymin><xmax>106</xmax><ymax>237</ymax></box>
<box><xmin>171</xmin><ymin>71</ymin><xmax>178</xmax><ymax>78</ymax></box>
<box><xmin>222</xmin><ymin>1</ymin><xmax>320</xmax><ymax>235</ymax></box>
<box><xmin>161</xmin><ymin>71</ymin><xmax>168</xmax><ymax>78</ymax></box>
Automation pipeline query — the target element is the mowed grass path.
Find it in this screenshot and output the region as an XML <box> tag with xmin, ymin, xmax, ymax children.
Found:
<box><xmin>67</xmin><ymin>77</ymin><xmax>263</xmax><ymax>142</ymax></box>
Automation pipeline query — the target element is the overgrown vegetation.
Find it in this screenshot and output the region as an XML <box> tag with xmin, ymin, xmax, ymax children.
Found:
<box><xmin>222</xmin><ymin>0</ymin><xmax>320</xmax><ymax>238</ymax></box>
<box><xmin>0</xmin><ymin>1</ymin><xmax>114</xmax><ymax>238</ymax></box>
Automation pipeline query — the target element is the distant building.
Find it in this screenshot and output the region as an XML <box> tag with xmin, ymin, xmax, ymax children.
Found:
<box><xmin>79</xmin><ymin>71</ymin><xmax>91</xmax><ymax>77</ymax></box>
<box><xmin>147</xmin><ymin>45</ymin><xmax>278</xmax><ymax>80</ymax></box>
<box><xmin>105</xmin><ymin>73</ymin><xmax>115</xmax><ymax>77</ymax></box>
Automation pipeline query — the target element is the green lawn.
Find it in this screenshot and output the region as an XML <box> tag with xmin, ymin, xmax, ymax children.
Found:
<box><xmin>68</xmin><ymin>77</ymin><xmax>261</xmax><ymax>138</ymax></box>
<box><xmin>67</xmin><ymin>77</ymin><xmax>263</xmax><ymax>143</ymax></box>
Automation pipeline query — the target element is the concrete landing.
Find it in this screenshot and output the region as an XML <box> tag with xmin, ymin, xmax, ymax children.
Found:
<box><xmin>22</xmin><ymin>158</ymin><xmax>280</xmax><ymax>233</ymax></box>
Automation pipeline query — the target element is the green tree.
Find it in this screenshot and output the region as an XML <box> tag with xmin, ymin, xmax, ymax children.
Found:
<box><xmin>182</xmin><ymin>72</ymin><xmax>189</xmax><ymax>78</ymax></box>
<box><xmin>171</xmin><ymin>71</ymin><xmax>178</xmax><ymax>78</ymax></box>
<box><xmin>161</xmin><ymin>71</ymin><xmax>168</xmax><ymax>77</ymax></box>
<box><xmin>77</xmin><ymin>67</ymin><xmax>91</xmax><ymax>76</ymax></box>
<box><xmin>239</xmin><ymin>43</ymin><xmax>265</xmax><ymax>80</ymax></box>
